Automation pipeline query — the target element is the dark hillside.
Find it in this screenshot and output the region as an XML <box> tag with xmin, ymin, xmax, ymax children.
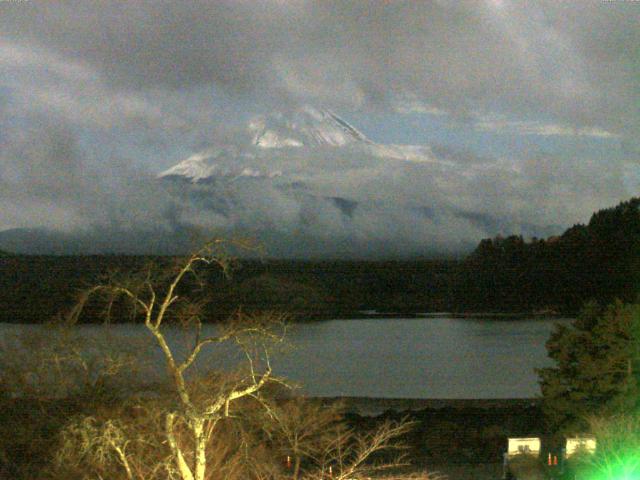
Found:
<box><xmin>455</xmin><ymin>197</ymin><xmax>640</xmax><ymax>313</ymax></box>
<box><xmin>0</xmin><ymin>256</ymin><xmax>457</xmax><ymax>323</ymax></box>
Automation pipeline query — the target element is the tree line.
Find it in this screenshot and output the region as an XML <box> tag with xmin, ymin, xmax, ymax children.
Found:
<box><xmin>455</xmin><ymin>197</ymin><xmax>640</xmax><ymax>313</ymax></box>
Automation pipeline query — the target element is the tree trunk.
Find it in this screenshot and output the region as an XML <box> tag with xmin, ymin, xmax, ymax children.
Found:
<box><xmin>166</xmin><ymin>413</ymin><xmax>195</xmax><ymax>480</ymax></box>
<box><xmin>293</xmin><ymin>455</ymin><xmax>301</xmax><ymax>480</ymax></box>
<box><xmin>193</xmin><ymin>419</ymin><xmax>207</xmax><ymax>480</ymax></box>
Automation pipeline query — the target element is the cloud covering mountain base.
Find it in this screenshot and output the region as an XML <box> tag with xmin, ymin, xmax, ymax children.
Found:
<box><xmin>0</xmin><ymin>107</ymin><xmax>621</xmax><ymax>258</ymax></box>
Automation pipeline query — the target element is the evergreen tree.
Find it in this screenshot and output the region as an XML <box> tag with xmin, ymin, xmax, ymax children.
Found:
<box><xmin>537</xmin><ymin>301</ymin><xmax>640</xmax><ymax>433</ymax></box>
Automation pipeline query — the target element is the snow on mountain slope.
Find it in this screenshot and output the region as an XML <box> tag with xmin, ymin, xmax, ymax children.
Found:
<box><xmin>159</xmin><ymin>151</ymin><xmax>220</xmax><ymax>182</ymax></box>
<box><xmin>158</xmin><ymin>106</ymin><xmax>436</xmax><ymax>183</ymax></box>
<box><xmin>160</xmin><ymin>148</ymin><xmax>282</xmax><ymax>183</ymax></box>
<box><xmin>365</xmin><ymin>143</ymin><xmax>435</xmax><ymax>162</ymax></box>
<box><xmin>249</xmin><ymin>105</ymin><xmax>370</xmax><ymax>148</ymax></box>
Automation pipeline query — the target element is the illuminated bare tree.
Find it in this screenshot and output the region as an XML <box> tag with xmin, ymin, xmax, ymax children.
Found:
<box><xmin>67</xmin><ymin>239</ymin><xmax>287</xmax><ymax>480</ymax></box>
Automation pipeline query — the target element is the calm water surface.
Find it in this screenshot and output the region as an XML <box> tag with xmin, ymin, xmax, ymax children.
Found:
<box><xmin>1</xmin><ymin>317</ymin><xmax>569</xmax><ymax>399</ymax></box>
<box><xmin>274</xmin><ymin>317</ymin><xmax>568</xmax><ymax>398</ymax></box>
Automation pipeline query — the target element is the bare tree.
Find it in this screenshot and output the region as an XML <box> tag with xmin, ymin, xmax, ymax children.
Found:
<box><xmin>67</xmin><ymin>239</ymin><xmax>287</xmax><ymax>480</ymax></box>
<box><xmin>29</xmin><ymin>239</ymin><xmax>426</xmax><ymax>480</ymax></box>
<box><xmin>311</xmin><ymin>417</ymin><xmax>414</xmax><ymax>480</ymax></box>
<box><xmin>0</xmin><ymin>322</ymin><xmax>146</xmax><ymax>400</ymax></box>
<box><xmin>254</xmin><ymin>392</ymin><xmax>416</xmax><ymax>480</ymax></box>
<box><xmin>258</xmin><ymin>397</ymin><xmax>344</xmax><ymax>479</ymax></box>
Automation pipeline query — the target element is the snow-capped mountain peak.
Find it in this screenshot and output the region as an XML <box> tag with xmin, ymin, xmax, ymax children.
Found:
<box><xmin>158</xmin><ymin>105</ymin><xmax>437</xmax><ymax>183</ymax></box>
<box><xmin>248</xmin><ymin>105</ymin><xmax>371</xmax><ymax>149</ymax></box>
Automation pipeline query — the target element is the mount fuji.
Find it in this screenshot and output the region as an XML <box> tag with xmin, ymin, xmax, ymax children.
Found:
<box><xmin>158</xmin><ymin>106</ymin><xmax>437</xmax><ymax>183</ymax></box>
<box><xmin>150</xmin><ymin>106</ymin><xmax>559</xmax><ymax>258</ymax></box>
<box><xmin>0</xmin><ymin>106</ymin><xmax>562</xmax><ymax>257</ymax></box>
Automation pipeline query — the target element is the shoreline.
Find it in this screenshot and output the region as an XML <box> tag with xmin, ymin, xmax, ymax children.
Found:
<box><xmin>313</xmin><ymin>397</ymin><xmax>541</xmax><ymax>416</ymax></box>
<box><xmin>0</xmin><ymin>312</ymin><xmax>570</xmax><ymax>325</ymax></box>
<box><xmin>312</xmin><ymin>396</ymin><xmax>547</xmax><ymax>470</ymax></box>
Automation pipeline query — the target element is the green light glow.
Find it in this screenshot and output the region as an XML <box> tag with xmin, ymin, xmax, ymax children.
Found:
<box><xmin>576</xmin><ymin>453</ymin><xmax>640</xmax><ymax>480</ymax></box>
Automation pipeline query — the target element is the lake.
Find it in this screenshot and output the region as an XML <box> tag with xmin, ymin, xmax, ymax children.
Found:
<box><xmin>0</xmin><ymin>316</ymin><xmax>569</xmax><ymax>399</ymax></box>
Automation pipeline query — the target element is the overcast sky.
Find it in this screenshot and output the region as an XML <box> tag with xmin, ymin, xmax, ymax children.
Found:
<box><xmin>0</xmin><ymin>0</ymin><xmax>639</xmax><ymax>256</ymax></box>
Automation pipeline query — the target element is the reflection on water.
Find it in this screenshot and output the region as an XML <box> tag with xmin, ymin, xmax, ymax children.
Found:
<box><xmin>0</xmin><ymin>317</ymin><xmax>570</xmax><ymax>399</ymax></box>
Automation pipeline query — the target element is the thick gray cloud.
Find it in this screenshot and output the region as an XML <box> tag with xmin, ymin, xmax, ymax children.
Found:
<box><xmin>1</xmin><ymin>0</ymin><xmax>638</xmax><ymax>134</ymax></box>
<box><xmin>0</xmin><ymin>109</ymin><xmax>174</xmax><ymax>233</ymax></box>
<box><xmin>0</xmin><ymin>108</ymin><xmax>633</xmax><ymax>256</ymax></box>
